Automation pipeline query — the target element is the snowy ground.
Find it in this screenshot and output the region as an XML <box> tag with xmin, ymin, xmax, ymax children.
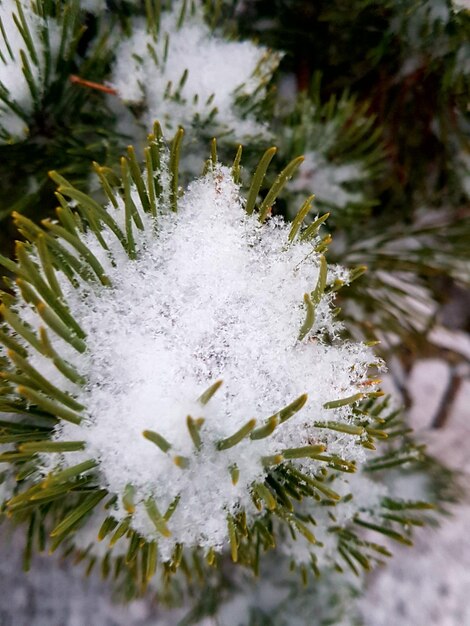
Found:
<box><xmin>0</xmin><ymin>328</ymin><xmax>469</xmax><ymax>626</ymax></box>
<box><xmin>359</xmin><ymin>353</ymin><xmax>470</xmax><ymax>626</ymax></box>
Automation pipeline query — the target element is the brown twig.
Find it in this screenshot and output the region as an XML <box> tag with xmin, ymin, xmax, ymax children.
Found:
<box><xmin>69</xmin><ymin>75</ymin><xmax>117</xmax><ymax>95</ymax></box>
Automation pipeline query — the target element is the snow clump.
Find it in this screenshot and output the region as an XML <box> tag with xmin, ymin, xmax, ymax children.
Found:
<box><xmin>111</xmin><ymin>1</ymin><xmax>279</xmax><ymax>139</ymax></box>
<box><xmin>17</xmin><ymin>161</ymin><xmax>379</xmax><ymax>561</ymax></box>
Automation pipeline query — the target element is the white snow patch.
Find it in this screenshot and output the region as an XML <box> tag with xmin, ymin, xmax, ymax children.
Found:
<box><xmin>359</xmin><ymin>362</ymin><xmax>470</xmax><ymax>626</ymax></box>
<box><xmin>290</xmin><ymin>153</ymin><xmax>365</xmax><ymax>209</ymax></box>
<box><xmin>453</xmin><ymin>0</ymin><xmax>470</xmax><ymax>9</ymax></box>
<box><xmin>111</xmin><ymin>2</ymin><xmax>279</xmax><ymax>138</ymax></box>
<box><xmin>407</xmin><ymin>359</ymin><xmax>451</xmax><ymax>431</ymax></box>
<box><xmin>0</xmin><ymin>1</ymin><xmax>61</xmax><ymax>142</ymax></box>
<box><xmin>360</xmin><ymin>501</ymin><xmax>470</xmax><ymax>626</ymax></box>
<box><xmin>429</xmin><ymin>326</ymin><xmax>470</xmax><ymax>361</ymax></box>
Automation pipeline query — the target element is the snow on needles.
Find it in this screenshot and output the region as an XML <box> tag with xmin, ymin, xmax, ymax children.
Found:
<box><xmin>35</xmin><ymin>163</ymin><xmax>380</xmax><ymax>560</ymax></box>
<box><xmin>289</xmin><ymin>152</ymin><xmax>366</xmax><ymax>210</ymax></box>
<box><xmin>111</xmin><ymin>2</ymin><xmax>279</xmax><ymax>138</ymax></box>
<box><xmin>0</xmin><ymin>1</ymin><xmax>60</xmax><ymax>142</ymax></box>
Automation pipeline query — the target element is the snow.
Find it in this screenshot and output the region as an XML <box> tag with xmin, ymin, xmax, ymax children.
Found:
<box><xmin>406</xmin><ymin>359</ymin><xmax>451</xmax><ymax>430</ymax></box>
<box><xmin>360</xmin><ymin>504</ymin><xmax>470</xmax><ymax>626</ymax></box>
<box><xmin>1</xmin><ymin>294</ymin><xmax>469</xmax><ymax>625</ymax></box>
<box><xmin>392</xmin><ymin>0</ymin><xmax>470</xmax><ymax>88</ymax></box>
<box><xmin>111</xmin><ymin>2</ymin><xmax>279</xmax><ymax>138</ymax></box>
<box><xmin>281</xmin><ymin>96</ymin><xmax>377</xmax><ymax>218</ymax></box>
<box><xmin>279</xmin><ymin>469</ymin><xmax>388</xmax><ymax>568</ymax></box>
<box><xmin>80</xmin><ymin>0</ymin><xmax>107</xmax><ymax>13</ymax></box>
<box><xmin>0</xmin><ymin>522</ymin><xmax>360</xmax><ymax>626</ymax></box>
<box><xmin>53</xmin><ymin>165</ymin><xmax>376</xmax><ymax>556</ymax></box>
<box><xmin>8</xmin><ymin>161</ymin><xmax>379</xmax><ymax>560</ymax></box>
<box><xmin>0</xmin><ymin>468</ymin><xmax>13</xmax><ymax>506</ymax></box>
<box><xmin>0</xmin><ymin>524</ymin><xmax>165</xmax><ymax>626</ymax></box>
<box><xmin>289</xmin><ymin>153</ymin><xmax>365</xmax><ymax>210</ymax></box>
<box><xmin>359</xmin><ymin>376</ymin><xmax>470</xmax><ymax>626</ymax></box>
<box><xmin>0</xmin><ymin>0</ymin><xmax>42</xmax><ymax>140</ymax></box>
<box><xmin>203</xmin><ymin>562</ymin><xmax>360</xmax><ymax>626</ymax></box>
<box><xmin>0</xmin><ymin>0</ymin><xmax>61</xmax><ymax>142</ymax></box>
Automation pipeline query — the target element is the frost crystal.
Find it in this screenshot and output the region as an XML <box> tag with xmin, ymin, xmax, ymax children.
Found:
<box><xmin>27</xmin><ymin>163</ymin><xmax>379</xmax><ymax>559</ymax></box>
<box><xmin>111</xmin><ymin>2</ymin><xmax>279</xmax><ymax>138</ymax></box>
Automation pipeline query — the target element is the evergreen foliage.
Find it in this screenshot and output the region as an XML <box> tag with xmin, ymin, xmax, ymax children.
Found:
<box><xmin>0</xmin><ymin>0</ymin><xmax>468</xmax><ymax>623</ymax></box>
<box><xmin>230</xmin><ymin>0</ymin><xmax>470</xmax><ymax>347</ymax></box>
<box><xmin>0</xmin><ymin>127</ymin><xmax>439</xmax><ymax>621</ymax></box>
<box><xmin>0</xmin><ymin>0</ymin><xmax>121</xmax><ymax>256</ymax></box>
